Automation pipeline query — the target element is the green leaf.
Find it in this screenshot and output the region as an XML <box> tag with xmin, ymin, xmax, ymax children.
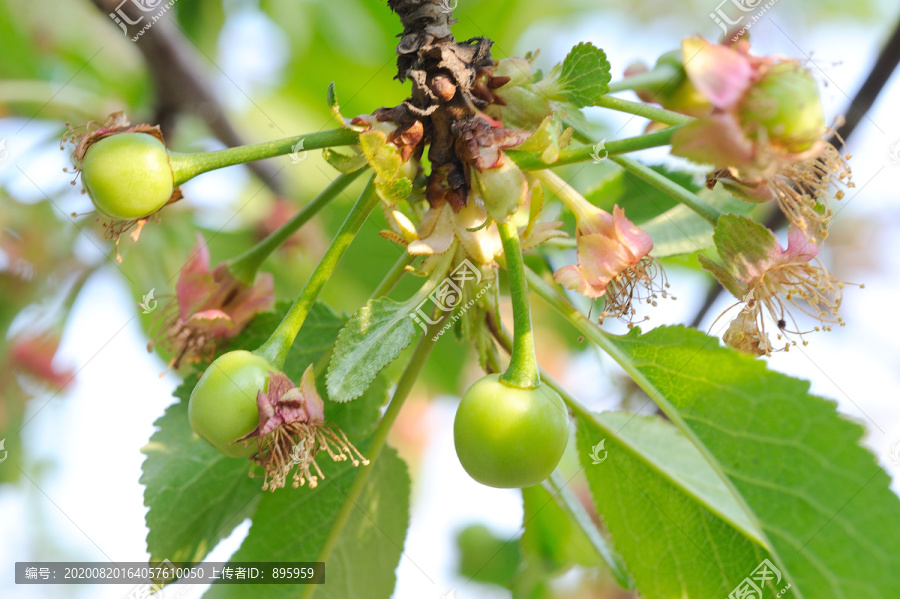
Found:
<box><xmin>698</xmin><ymin>253</ymin><xmax>744</xmax><ymax>298</ymax></box>
<box><xmin>322</xmin><ymin>147</ymin><xmax>368</xmax><ymax>174</ymax></box>
<box><xmin>327</xmin><ymin>81</ymin><xmax>338</xmax><ymax>109</ymax></box>
<box><xmin>359</xmin><ymin>130</ymin><xmax>412</xmax><ymax>205</ymax></box>
<box><xmin>326</xmin><ymin>297</ymin><xmax>418</xmax><ymax>403</ymax></box>
<box><xmin>141</xmin><ymin>376</ymin><xmax>261</xmax><ymax>564</ymax></box>
<box><xmin>702</xmin><ymin>215</ymin><xmax>782</xmax><ymax>293</ymax></box>
<box><xmin>205</xmin><ymin>445</ymin><xmax>411</xmax><ymax>599</ymax></box>
<box><xmin>514</xmin><ymin>115</ymin><xmax>573</xmax><ymax>164</ymax></box>
<box><xmin>575</xmin><ymin>411</ymin><xmax>769</xmax><ymax>598</ymax></box>
<box><xmin>599</xmin><ymin>325</ymin><xmax>900</xmax><ymax>598</ymax></box>
<box><xmin>544</xmin><ymin>42</ymin><xmax>611</xmax><ymax>108</ymax></box>
<box><xmin>640</xmin><ymin>190</ymin><xmax>751</xmax><ymax>258</ymax></box>
<box><xmin>141</xmin><ymin>302</ymin><xmax>372</xmax><ymax>569</ymax></box>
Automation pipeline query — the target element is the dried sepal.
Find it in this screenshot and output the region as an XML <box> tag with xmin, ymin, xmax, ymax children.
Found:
<box><xmin>238</xmin><ymin>366</ymin><xmax>369</xmax><ymax>491</ymax></box>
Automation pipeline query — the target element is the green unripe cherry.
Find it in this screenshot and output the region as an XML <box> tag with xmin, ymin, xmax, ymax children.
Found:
<box><xmin>188</xmin><ymin>350</ymin><xmax>276</xmax><ymax>458</ymax></box>
<box><xmin>739</xmin><ymin>62</ymin><xmax>826</xmax><ymax>154</ymax></box>
<box><xmin>81</xmin><ymin>132</ymin><xmax>174</xmax><ymax>220</ymax></box>
<box><xmin>454</xmin><ymin>374</ymin><xmax>569</xmax><ymax>488</ymax></box>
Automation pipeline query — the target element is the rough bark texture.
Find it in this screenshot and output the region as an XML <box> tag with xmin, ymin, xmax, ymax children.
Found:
<box><xmin>382</xmin><ymin>0</ymin><xmax>522</xmax><ymax>210</ymax></box>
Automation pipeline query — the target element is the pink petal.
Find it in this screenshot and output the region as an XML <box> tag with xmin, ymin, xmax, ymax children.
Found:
<box><xmin>409</xmin><ymin>205</ymin><xmax>455</xmax><ymax>255</ymax></box>
<box><xmin>299</xmin><ymin>365</ymin><xmax>325</xmax><ymax>424</ymax></box>
<box><xmin>9</xmin><ymin>335</ymin><xmax>74</xmax><ymax>389</ymax></box>
<box><xmin>274</xmin><ymin>365</ymin><xmax>325</xmax><ymax>426</ymax></box>
<box><xmin>671</xmin><ymin>113</ymin><xmax>756</xmax><ymax>168</ymax></box>
<box><xmin>175</xmin><ymin>234</ymin><xmax>216</xmax><ymax>319</ymax></box>
<box><xmin>683</xmin><ymin>37</ymin><xmax>754</xmax><ymax>109</ymax></box>
<box><xmin>185</xmin><ymin>309</ymin><xmax>235</xmax><ymax>338</ymax></box>
<box><xmin>578</xmin><ymin>233</ymin><xmax>630</xmax><ymax>286</ymax></box>
<box><xmin>718</xmin><ymin>176</ymin><xmax>776</xmax><ymax>203</ymax></box>
<box><xmin>256</xmin><ymin>388</ymin><xmax>282</xmax><ymax>437</ymax></box>
<box><xmin>783</xmin><ymin>227</ymin><xmax>821</xmax><ymax>262</ymax></box>
<box><xmin>227</xmin><ymin>272</ymin><xmax>275</xmax><ymax>334</ymax></box>
<box><xmin>612</xmin><ymin>206</ymin><xmax>653</xmax><ymax>259</ymax></box>
<box><xmin>576</xmin><ymin>204</ymin><xmax>615</xmax><ymax>237</ymax></box>
<box><xmin>554</xmin><ymin>264</ymin><xmax>607</xmax><ymax>299</ymax></box>
<box><xmin>258</xmin><ymin>371</ymin><xmax>295</xmax><ymax>436</ymax></box>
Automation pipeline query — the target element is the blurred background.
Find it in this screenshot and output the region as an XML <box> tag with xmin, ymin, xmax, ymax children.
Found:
<box><xmin>1</xmin><ymin>0</ymin><xmax>899</xmax><ymax>597</ymax></box>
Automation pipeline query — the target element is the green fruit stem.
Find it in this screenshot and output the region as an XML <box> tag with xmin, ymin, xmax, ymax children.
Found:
<box><xmin>168</xmin><ymin>128</ymin><xmax>360</xmax><ymax>186</ymax></box>
<box><xmin>523</xmin><ymin>263</ymin><xmax>768</xmax><ymax>559</ymax></box>
<box><xmin>497</xmin><ymin>220</ymin><xmax>541</xmax><ymax>390</ymax></box>
<box><xmin>226</xmin><ymin>170</ymin><xmax>366</xmax><ymax>285</ymax></box>
<box><xmin>609</xmin><ymin>155</ymin><xmax>724</xmax><ymax>225</ymax></box>
<box><xmin>594</xmin><ymin>95</ymin><xmax>693</xmax><ymax>126</ymax></box>
<box><xmin>255</xmin><ymin>176</ymin><xmax>378</xmax><ymax>368</ymax></box>
<box><xmin>486</xmin><ymin>310</ymin><xmax>649</xmax><ymax>587</ymax></box>
<box><xmin>302</xmin><ymin>310</ymin><xmax>446</xmax><ymax>599</ymax></box>
<box><xmin>606</xmin><ymin>63</ymin><xmax>683</xmax><ymax>94</ymax></box>
<box><xmin>508</xmin><ymin>125</ymin><xmax>682</xmax><ymax>170</ymax></box>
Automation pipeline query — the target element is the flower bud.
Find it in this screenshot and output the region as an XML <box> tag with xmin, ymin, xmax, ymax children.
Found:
<box><xmin>472</xmin><ymin>157</ymin><xmax>528</xmax><ymax>224</ymax></box>
<box><xmin>738</xmin><ymin>62</ymin><xmax>826</xmax><ymax>154</ymax></box>
<box><xmin>493</xmin><ymin>57</ymin><xmax>532</xmax><ymax>88</ymax></box>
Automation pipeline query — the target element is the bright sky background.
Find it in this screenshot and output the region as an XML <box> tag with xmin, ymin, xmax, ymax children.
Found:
<box><xmin>2</xmin><ymin>3</ymin><xmax>899</xmax><ymax>599</ymax></box>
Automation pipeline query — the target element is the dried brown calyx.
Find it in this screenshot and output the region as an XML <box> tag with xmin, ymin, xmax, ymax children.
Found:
<box><xmin>384</xmin><ymin>0</ymin><xmax>523</xmax><ymax>211</ymax></box>
<box><xmin>236</xmin><ymin>366</ymin><xmax>369</xmax><ymax>491</ymax></box>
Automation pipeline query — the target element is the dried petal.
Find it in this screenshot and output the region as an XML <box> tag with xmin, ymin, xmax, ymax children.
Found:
<box><xmin>554</xmin><ymin>204</ymin><xmax>664</xmax><ymax>322</ymax></box>
<box><xmin>155</xmin><ymin>234</ymin><xmax>274</xmax><ymax>368</ymax></box>
<box><xmin>704</xmin><ymin>215</ymin><xmax>856</xmax><ymax>355</ymax></box>
<box><xmin>241</xmin><ymin>365</ymin><xmax>368</xmax><ymax>492</ymax></box>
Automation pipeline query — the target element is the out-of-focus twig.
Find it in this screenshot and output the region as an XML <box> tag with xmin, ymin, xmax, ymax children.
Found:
<box><xmin>88</xmin><ymin>0</ymin><xmax>284</xmax><ymax>194</ymax></box>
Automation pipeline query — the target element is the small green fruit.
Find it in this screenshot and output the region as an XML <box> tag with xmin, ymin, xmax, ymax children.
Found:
<box><xmin>454</xmin><ymin>374</ymin><xmax>568</xmax><ymax>488</ymax></box>
<box><xmin>188</xmin><ymin>350</ymin><xmax>276</xmax><ymax>458</ymax></box>
<box><xmin>739</xmin><ymin>63</ymin><xmax>825</xmax><ymax>154</ymax></box>
<box><xmin>81</xmin><ymin>132</ymin><xmax>174</xmax><ymax>219</ymax></box>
